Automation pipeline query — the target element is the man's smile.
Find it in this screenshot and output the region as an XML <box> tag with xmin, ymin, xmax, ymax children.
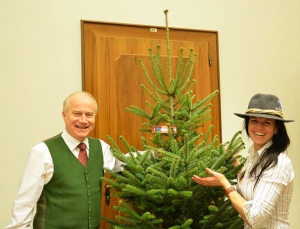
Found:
<box><xmin>76</xmin><ymin>125</ymin><xmax>89</xmax><ymax>129</ymax></box>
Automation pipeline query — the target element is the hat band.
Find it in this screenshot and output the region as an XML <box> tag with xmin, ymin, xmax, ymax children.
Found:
<box><xmin>245</xmin><ymin>108</ymin><xmax>283</xmax><ymax>118</ymax></box>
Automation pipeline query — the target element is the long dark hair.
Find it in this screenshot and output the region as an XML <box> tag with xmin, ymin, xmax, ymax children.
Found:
<box><xmin>244</xmin><ymin>116</ymin><xmax>290</xmax><ymax>187</ymax></box>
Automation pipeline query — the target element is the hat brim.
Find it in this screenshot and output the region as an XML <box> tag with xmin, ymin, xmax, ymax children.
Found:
<box><xmin>234</xmin><ymin>113</ymin><xmax>294</xmax><ymax>123</ymax></box>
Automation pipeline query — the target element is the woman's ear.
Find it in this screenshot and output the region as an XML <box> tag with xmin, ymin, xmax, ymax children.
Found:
<box><xmin>274</xmin><ymin>126</ymin><xmax>278</xmax><ymax>134</ymax></box>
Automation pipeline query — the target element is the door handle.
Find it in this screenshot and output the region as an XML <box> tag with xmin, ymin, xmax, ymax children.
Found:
<box><xmin>105</xmin><ymin>184</ymin><xmax>111</xmax><ymax>206</ymax></box>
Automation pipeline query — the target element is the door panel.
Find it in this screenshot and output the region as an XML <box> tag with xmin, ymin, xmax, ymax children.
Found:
<box><xmin>81</xmin><ymin>21</ymin><xmax>221</xmax><ymax>228</ymax></box>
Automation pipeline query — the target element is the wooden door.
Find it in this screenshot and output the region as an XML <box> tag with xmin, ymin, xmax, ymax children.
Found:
<box><xmin>81</xmin><ymin>21</ymin><xmax>221</xmax><ymax>228</ymax></box>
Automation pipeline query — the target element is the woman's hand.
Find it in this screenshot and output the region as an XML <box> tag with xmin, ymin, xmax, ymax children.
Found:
<box><xmin>192</xmin><ymin>168</ymin><xmax>230</xmax><ymax>188</ymax></box>
<box><xmin>193</xmin><ymin>168</ymin><xmax>250</xmax><ymax>227</ymax></box>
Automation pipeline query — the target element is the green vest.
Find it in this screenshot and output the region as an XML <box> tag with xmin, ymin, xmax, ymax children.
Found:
<box><xmin>33</xmin><ymin>134</ymin><xmax>104</xmax><ymax>229</ymax></box>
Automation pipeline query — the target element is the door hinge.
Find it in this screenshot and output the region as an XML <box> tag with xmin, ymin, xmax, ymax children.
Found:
<box><xmin>208</xmin><ymin>55</ymin><xmax>212</xmax><ymax>66</ymax></box>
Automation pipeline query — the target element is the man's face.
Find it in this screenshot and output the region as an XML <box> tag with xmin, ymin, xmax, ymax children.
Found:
<box><xmin>62</xmin><ymin>93</ymin><xmax>96</xmax><ymax>142</ymax></box>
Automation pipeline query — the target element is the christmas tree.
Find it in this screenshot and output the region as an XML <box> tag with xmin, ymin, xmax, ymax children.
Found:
<box><xmin>102</xmin><ymin>10</ymin><xmax>246</xmax><ymax>229</ymax></box>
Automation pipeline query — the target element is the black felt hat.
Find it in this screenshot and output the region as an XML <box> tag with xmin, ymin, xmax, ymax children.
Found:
<box><xmin>234</xmin><ymin>93</ymin><xmax>294</xmax><ymax>122</ymax></box>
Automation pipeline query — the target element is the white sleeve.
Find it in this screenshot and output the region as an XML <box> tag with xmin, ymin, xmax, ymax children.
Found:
<box><xmin>5</xmin><ymin>143</ymin><xmax>53</xmax><ymax>229</ymax></box>
<box><xmin>100</xmin><ymin>140</ymin><xmax>123</xmax><ymax>172</ymax></box>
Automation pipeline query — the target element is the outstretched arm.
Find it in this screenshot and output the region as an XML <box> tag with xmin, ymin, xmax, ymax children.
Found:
<box><xmin>192</xmin><ymin>168</ymin><xmax>251</xmax><ymax>228</ymax></box>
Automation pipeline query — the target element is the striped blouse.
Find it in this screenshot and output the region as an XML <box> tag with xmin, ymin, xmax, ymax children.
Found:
<box><xmin>237</xmin><ymin>141</ymin><xmax>294</xmax><ymax>229</ymax></box>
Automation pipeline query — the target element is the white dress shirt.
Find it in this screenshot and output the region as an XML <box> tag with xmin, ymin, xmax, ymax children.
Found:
<box><xmin>238</xmin><ymin>141</ymin><xmax>294</xmax><ymax>229</ymax></box>
<box><xmin>6</xmin><ymin>130</ymin><xmax>122</xmax><ymax>229</ymax></box>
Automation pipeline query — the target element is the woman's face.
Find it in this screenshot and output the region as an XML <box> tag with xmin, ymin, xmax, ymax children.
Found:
<box><xmin>248</xmin><ymin>117</ymin><xmax>277</xmax><ymax>152</ymax></box>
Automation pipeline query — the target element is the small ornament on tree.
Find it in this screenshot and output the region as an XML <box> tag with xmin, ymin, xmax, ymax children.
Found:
<box><xmin>102</xmin><ymin>10</ymin><xmax>246</xmax><ymax>229</ymax></box>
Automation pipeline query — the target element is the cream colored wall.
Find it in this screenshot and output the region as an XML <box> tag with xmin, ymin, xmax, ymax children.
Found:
<box><xmin>1</xmin><ymin>0</ymin><xmax>299</xmax><ymax>228</ymax></box>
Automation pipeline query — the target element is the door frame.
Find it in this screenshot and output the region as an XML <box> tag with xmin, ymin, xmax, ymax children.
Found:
<box><xmin>81</xmin><ymin>20</ymin><xmax>222</xmax><ymax>228</ymax></box>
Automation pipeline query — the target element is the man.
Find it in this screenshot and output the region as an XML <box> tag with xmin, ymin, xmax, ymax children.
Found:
<box><xmin>6</xmin><ymin>91</ymin><xmax>121</xmax><ymax>229</ymax></box>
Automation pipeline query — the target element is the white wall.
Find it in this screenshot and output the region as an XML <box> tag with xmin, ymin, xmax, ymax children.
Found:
<box><xmin>1</xmin><ymin>0</ymin><xmax>299</xmax><ymax>228</ymax></box>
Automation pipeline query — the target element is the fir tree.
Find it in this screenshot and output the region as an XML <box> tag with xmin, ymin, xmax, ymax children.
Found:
<box><xmin>102</xmin><ymin>10</ymin><xmax>246</xmax><ymax>229</ymax></box>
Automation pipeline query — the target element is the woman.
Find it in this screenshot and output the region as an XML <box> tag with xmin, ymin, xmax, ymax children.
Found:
<box><xmin>192</xmin><ymin>93</ymin><xmax>294</xmax><ymax>229</ymax></box>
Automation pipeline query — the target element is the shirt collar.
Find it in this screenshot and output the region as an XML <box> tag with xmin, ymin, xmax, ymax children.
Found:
<box><xmin>62</xmin><ymin>130</ymin><xmax>90</xmax><ymax>151</ymax></box>
<box><xmin>248</xmin><ymin>140</ymin><xmax>272</xmax><ymax>156</ymax></box>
